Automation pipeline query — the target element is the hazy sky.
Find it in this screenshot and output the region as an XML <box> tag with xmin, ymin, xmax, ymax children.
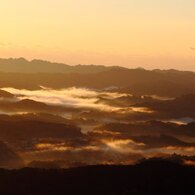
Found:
<box><xmin>0</xmin><ymin>0</ymin><xmax>195</xmax><ymax>70</ymax></box>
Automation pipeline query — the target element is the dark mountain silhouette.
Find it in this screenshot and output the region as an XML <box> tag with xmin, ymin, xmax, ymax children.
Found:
<box><xmin>27</xmin><ymin>160</ymin><xmax>69</xmax><ymax>169</ymax></box>
<box><xmin>0</xmin><ymin>113</ymin><xmax>72</xmax><ymax>124</ymax></box>
<box><xmin>96</xmin><ymin>94</ymin><xmax>157</xmax><ymax>107</ymax></box>
<box><xmin>0</xmin><ymin>90</ymin><xmax>14</xmax><ymax>98</ymax></box>
<box><xmin>130</xmin><ymin>134</ymin><xmax>195</xmax><ymax>148</ymax></box>
<box><xmin>0</xmin><ymin>120</ymin><xmax>83</xmax><ymax>141</ymax></box>
<box><xmin>94</xmin><ymin>120</ymin><xmax>178</xmax><ymax>137</ymax></box>
<box><xmin>93</xmin><ymin>120</ymin><xmax>195</xmax><ymax>139</ymax></box>
<box><xmin>0</xmin><ymin>142</ymin><xmax>24</xmax><ymax>168</ymax></box>
<box><xmin>0</xmin><ymin>99</ymin><xmax>78</xmax><ymax>114</ymax></box>
<box><xmin>134</xmin><ymin>94</ymin><xmax>195</xmax><ymax>117</ymax></box>
<box><xmin>0</xmin><ymin>160</ymin><xmax>194</xmax><ymax>194</ymax></box>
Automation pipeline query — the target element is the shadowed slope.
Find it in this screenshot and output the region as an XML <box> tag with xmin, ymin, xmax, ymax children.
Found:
<box><xmin>0</xmin><ymin>142</ymin><xmax>24</xmax><ymax>168</ymax></box>
<box><xmin>0</xmin><ymin>160</ymin><xmax>194</xmax><ymax>194</ymax></box>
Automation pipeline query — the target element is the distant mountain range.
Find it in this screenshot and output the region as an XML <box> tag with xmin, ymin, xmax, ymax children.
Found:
<box><xmin>0</xmin><ymin>58</ymin><xmax>195</xmax><ymax>96</ymax></box>
<box><xmin>0</xmin><ymin>58</ymin><xmax>125</xmax><ymax>73</ymax></box>
<box><xmin>0</xmin><ymin>57</ymin><xmax>194</xmax><ymax>75</ymax></box>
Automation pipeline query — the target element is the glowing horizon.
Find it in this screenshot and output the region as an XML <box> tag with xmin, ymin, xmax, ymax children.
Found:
<box><xmin>0</xmin><ymin>0</ymin><xmax>195</xmax><ymax>70</ymax></box>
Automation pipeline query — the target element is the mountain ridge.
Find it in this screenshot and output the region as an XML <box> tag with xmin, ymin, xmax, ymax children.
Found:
<box><xmin>0</xmin><ymin>57</ymin><xmax>194</xmax><ymax>74</ymax></box>
<box><xmin>0</xmin><ymin>58</ymin><xmax>127</xmax><ymax>73</ymax></box>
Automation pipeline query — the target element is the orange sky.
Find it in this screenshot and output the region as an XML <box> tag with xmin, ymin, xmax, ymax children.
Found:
<box><xmin>0</xmin><ymin>0</ymin><xmax>195</xmax><ymax>70</ymax></box>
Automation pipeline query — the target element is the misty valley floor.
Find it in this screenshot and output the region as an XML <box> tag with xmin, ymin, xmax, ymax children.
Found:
<box><xmin>1</xmin><ymin>85</ymin><xmax>195</xmax><ymax>169</ymax></box>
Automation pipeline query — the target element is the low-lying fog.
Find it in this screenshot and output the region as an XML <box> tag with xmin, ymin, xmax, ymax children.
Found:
<box><xmin>2</xmin><ymin>87</ymin><xmax>128</xmax><ymax>112</ymax></box>
<box><xmin>0</xmin><ymin>87</ymin><xmax>195</xmax><ymax>169</ymax></box>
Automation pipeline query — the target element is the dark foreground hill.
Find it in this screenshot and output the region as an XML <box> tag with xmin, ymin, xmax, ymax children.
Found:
<box><xmin>0</xmin><ymin>160</ymin><xmax>195</xmax><ymax>195</ymax></box>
